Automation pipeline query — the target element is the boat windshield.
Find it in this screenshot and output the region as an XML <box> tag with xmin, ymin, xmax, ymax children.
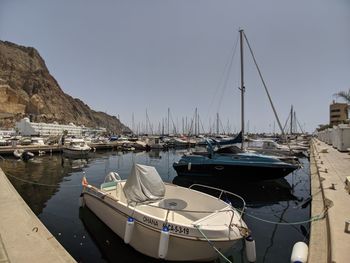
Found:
<box><xmin>216</xmin><ymin>145</ymin><xmax>244</xmax><ymax>154</ymax></box>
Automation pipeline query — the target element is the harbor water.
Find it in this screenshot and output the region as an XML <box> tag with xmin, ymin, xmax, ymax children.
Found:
<box><xmin>0</xmin><ymin>149</ymin><xmax>310</xmax><ymax>263</ymax></box>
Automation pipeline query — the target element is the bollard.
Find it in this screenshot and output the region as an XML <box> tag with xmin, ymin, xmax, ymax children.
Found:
<box><xmin>345</xmin><ymin>220</ymin><xmax>350</xmax><ymax>233</ymax></box>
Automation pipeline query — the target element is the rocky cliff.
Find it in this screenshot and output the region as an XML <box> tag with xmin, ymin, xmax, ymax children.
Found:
<box><xmin>0</xmin><ymin>40</ymin><xmax>131</xmax><ymax>133</ymax></box>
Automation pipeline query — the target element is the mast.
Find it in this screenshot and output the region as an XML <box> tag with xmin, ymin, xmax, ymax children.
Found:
<box><xmin>182</xmin><ymin>117</ymin><xmax>184</xmax><ymax>135</ymax></box>
<box><xmin>145</xmin><ymin>109</ymin><xmax>148</xmax><ymax>134</ymax></box>
<box><xmin>290</xmin><ymin>105</ymin><xmax>293</xmax><ymax>135</ymax></box>
<box><xmin>194</xmin><ymin>108</ymin><xmax>197</xmax><ymax>135</ymax></box>
<box><xmin>167</xmin><ymin>108</ymin><xmax>170</xmax><ymax>135</ymax></box>
<box><xmin>197</xmin><ymin>110</ymin><xmax>200</xmax><ymax>135</ymax></box>
<box><xmin>239</xmin><ymin>29</ymin><xmax>245</xmax><ymax>149</ymax></box>
<box><xmin>132</xmin><ymin>112</ymin><xmax>134</xmax><ymax>134</ymax></box>
<box><xmin>216</xmin><ymin>112</ymin><xmax>219</xmax><ymax>135</ymax></box>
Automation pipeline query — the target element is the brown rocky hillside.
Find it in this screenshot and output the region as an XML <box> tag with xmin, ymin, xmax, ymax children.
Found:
<box><xmin>0</xmin><ymin>40</ymin><xmax>131</xmax><ymax>133</ymax></box>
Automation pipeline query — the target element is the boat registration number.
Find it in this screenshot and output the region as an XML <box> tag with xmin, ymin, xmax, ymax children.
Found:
<box><xmin>163</xmin><ymin>223</ymin><xmax>190</xmax><ymax>235</ymax></box>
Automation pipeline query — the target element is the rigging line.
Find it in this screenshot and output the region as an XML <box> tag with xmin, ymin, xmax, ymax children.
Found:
<box><xmin>216</xmin><ymin>34</ymin><xmax>240</xmax><ymax>114</ymax></box>
<box><xmin>199</xmin><ymin>116</ymin><xmax>206</xmax><ymax>134</ymax></box>
<box><xmin>243</xmin><ymin>32</ymin><xmax>293</xmax><ymax>151</ymax></box>
<box><xmin>219</xmin><ymin>117</ymin><xmax>226</xmax><ymax>134</ymax></box>
<box><xmin>187</xmin><ymin>109</ymin><xmax>197</xmax><ymax>135</ymax></box>
<box><xmin>296</xmin><ymin>116</ymin><xmax>306</xmax><ymax>134</ymax></box>
<box><xmin>283</xmin><ymin>114</ymin><xmax>291</xmax><ymax>134</ymax></box>
<box><xmin>146</xmin><ymin>109</ymin><xmax>154</xmax><ymax>134</ymax></box>
<box><xmin>205</xmin><ymin>33</ymin><xmax>240</xmax><ymax>121</ymax></box>
<box><xmin>168</xmin><ymin>110</ymin><xmax>177</xmax><ymax>134</ymax></box>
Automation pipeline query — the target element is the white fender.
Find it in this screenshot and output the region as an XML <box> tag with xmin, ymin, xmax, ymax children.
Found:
<box><xmin>158</xmin><ymin>226</ymin><xmax>170</xmax><ymax>259</ymax></box>
<box><xmin>290</xmin><ymin>242</ymin><xmax>308</xmax><ymax>263</ymax></box>
<box><xmin>245</xmin><ymin>235</ymin><xmax>256</xmax><ymax>262</ymax></box>
<box><xmin>187</xmin><ymin>162</ymin><xmax>191</xmax><ymax>171</ymax></box>
<box><xmin>124</xmin><ymin>217</ymin><xmax>135</xmax><ymax>244</ymax></box>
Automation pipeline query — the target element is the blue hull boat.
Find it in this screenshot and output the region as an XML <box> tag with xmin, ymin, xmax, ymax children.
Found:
<box><xmin>173</xmin><ymin>149</ymin><xmax>299</xmax><ymax>181</ymax></box>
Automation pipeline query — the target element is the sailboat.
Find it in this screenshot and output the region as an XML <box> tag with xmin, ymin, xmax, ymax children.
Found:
<box><xmin>173</xmin><ymin>30</ymin><xmax>300</xmax><ymax>181</ymax></box>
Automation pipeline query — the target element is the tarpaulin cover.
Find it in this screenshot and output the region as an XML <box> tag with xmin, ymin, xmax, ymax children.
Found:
<box><xmin>123</xmin><ymin>164</ymin><xmax>165</xmax><ymax>203</ymax></box>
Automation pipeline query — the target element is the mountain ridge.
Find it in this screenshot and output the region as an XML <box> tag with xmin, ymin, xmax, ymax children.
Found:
<box><xmin>0</xmin><ymin>40</ymin><xmax>130</xmax><ymax>133</ymax></box>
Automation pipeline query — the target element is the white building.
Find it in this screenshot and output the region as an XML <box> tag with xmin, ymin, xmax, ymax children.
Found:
<box><xmin>0</xmin><ymin>129</ymin><xmax>15</xmax><ymax>137</ymax></box>
<box><xmin>16</xmin><ymin>117</ymin><xmax>84</xmax><ymax>137</ymax></box>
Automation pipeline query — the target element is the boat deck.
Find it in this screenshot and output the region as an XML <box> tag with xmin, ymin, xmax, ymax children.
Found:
<box><xmin>100</xmin><ymin>182</ymin><xmax>234</xmax><ymax>227</ymax></box>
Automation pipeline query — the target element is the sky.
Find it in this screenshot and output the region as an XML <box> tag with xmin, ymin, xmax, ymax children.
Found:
<box><xmin>1</xmin><ymin>0</ymin><xmax>349</xmax><ymax>134</ymax></box>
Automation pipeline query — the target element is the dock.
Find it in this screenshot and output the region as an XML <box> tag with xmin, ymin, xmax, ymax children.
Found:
<box><xmin>309</xmin><ymin>138</ymin><xmax>350</xmax><ymax>263</ymax></box>
<box><xmin>0</xmin><ymin>168</ymin><xmax>76</xmax><ymax>262</ymax></box>
<box><xmin>0</xmin><ymin>143</ymin><xmax>120</xmax><ymax>156</ymax></box>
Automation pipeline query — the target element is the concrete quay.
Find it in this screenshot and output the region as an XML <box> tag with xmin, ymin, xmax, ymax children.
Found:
<box><xmin>0</xmin><ymin>143</ymin><xmax>120</xmax><ymax>156</ymax></box>
<box><xmin>0</xmin><ymin>144</ymin><xmax>62</xmax><ymax>156</ymax></box>
<box><xmin>0</xmin><ymin>168</ymin><xmax>75</xmax><ymax>262</ymax></box>
<box><xmin>309</xmin><ymin>138</ymin><xmax>350</xmax><ymax>263</ymax></box>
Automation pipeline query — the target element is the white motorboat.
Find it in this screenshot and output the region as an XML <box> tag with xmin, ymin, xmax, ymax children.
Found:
<box><xmin>80</xmin><ymin>164</ymin><xmax>252</xmax><ymax>262</ymax></box>
<box><xmin>13</xmin><ymin>149</ymin><xmax>34</xmax><ymax>160</ymax></box>
<box><xmin>31</xmin><ymin>137</ymin><xmax>46</xmax><ymax>146</ymax></box>
<box><xmin>63</xmin><ymin>138</ymin><xmax>91</xmax><ymax>156</ymax></box>
<box><xmin>146</xmin><ymin>136</ymin><xmax>165</xmax><ymax>149</ymax></box>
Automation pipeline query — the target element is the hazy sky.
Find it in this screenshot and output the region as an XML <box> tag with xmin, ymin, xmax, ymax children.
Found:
<box><xmin>1</xmin><ymin>0</ymin><xmax>349</xmax><ymax>133</ymax></box>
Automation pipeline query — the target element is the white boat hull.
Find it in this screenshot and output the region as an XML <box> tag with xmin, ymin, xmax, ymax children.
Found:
<box><xmin>62</xmin><ymin>148</ymin><xmax>90</xmax><ymax>156</ymax></box>
<box><xmin>82</xmin><ymin>190</ymin><xmax>240</xmax><ymax>261</ymax></box>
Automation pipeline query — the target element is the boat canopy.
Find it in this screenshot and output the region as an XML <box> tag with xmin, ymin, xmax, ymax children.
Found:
<box><xmin>211</xmin><ymin>131</ymin><xmax>243</xmax><ymax>147</ymax></box>
<box><xmin>123</xmin><ymin>164</ymin><xmax>165</xmax><ymax>203</ymax></box>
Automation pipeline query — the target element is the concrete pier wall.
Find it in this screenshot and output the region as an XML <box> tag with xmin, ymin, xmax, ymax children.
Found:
<box><xmin>309</xmin><ymin>139</ymin><xmax>350</xmax><ymax>263</ymax></box>
<box><xmin>0</xmin><ymin>168</ymin><xmax>75</xmax><ymax>262</ymax></box>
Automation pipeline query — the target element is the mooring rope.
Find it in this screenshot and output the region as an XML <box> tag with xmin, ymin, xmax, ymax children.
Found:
<box><xmin>237</xmin><ymin>207</ymin><xmax>327</xmax><ymax>225</ymax></box>
<box><xmin>5</xmin><ymin>171</ymin><xmax>83</xmax><ymax>188</ymax></box>
<box><xmin>194</xmin><ymin>224</ymin><xmax>233</xmax><ymax>263</ymax></box>
<box><xmin>5</xmin><ymin>170</ymin><xmax>325</xmax><ymax>225</ymax></box>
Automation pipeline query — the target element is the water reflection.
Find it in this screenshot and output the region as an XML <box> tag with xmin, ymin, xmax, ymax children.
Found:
<box><xmin>0</xmin><ymin>155</ymin><xmax>77</xmax><ymax>214</ymax></box>
<box><xmin>0</xmin><ymin>151</ymin><xmax>311</xmax><ymax>263</ymax></box>
<box><xmin>173</xmin><ymin>176</ymin><xmax>297</xmax><ymax>206</ymax></box>
<box><xmin>147</xmin><ymin>150</ymin><xmax>162</xmax><ymax>159</ymax></box>
<box><xmin>79</xmin><ymin>206</ymin><xmax>163</xmax><ymax>263</ymax></box>
<box><xmin>79</xmin><ymin>206</ymin><xmax>223</xmax><ymax>263</ymax></box>
<box><xmin>61</xmin><ymin>156</ymin><xmax>89</xmax><ymax>171</ymax></box>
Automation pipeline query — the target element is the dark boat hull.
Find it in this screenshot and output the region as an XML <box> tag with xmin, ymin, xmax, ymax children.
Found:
<box><xmin>173</xmin><ymin>162</ymin><xmax>297</xmax><ymax>181</ymax></box>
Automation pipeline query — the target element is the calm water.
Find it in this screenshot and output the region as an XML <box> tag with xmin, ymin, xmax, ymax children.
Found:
<box><xmin>0</xmin><ymin>149</ymin><xmax>310</xmax><ymax>263</ymax></box>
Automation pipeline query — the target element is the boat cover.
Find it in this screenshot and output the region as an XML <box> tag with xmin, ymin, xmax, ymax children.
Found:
<box><xmin>123</xmin><ymin>164</ymin><xmax>165</xmax><ymax>203</ymax></box>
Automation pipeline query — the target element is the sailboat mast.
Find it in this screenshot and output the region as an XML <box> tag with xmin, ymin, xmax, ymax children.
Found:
<box><xmin>216</xmin><ymin>112</ymin><xmax>219</xmax><ymax>135</ymax></box>
<box><xmin>240</xmin><ymin>29</ymin><xmax>245</xmax><ymax>150</ymax></box>
<box><xmin>290</xmin><ymin>105</ymin><xmax>293</xmax><ymax>135</ymax></box>
<box><xmin>167</xmin><ymin>108</ymin><xmax>170</xmax><ymax>135</ymax></box>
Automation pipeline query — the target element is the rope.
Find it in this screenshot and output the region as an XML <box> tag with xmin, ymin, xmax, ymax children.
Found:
<box><xmin>238</xmin><ymin>207</ymin><xmax>327</xmax><ymax>225</ymax></box>
<box><xmin>5</xmin><ymin>172</ymin><xmax>83</xmax><ymax>188</ymax></box>
<box><xmin>205</xmin><ymin>33</ymin><xmax>239</xmax><ymax>125</ymax></box>
<box><xmin>194</xmin><ymin>225</ymin><xmax>232</xmax><ymax>263</ymax></box>
<box><xmin>243</xmin><ymin>32</ymin><xmax>294</xmax><ymax>154</ymax></box>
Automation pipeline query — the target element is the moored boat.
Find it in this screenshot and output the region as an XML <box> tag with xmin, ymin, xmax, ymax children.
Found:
<box><xmin>13</xmin><ymin>149</ymin><xmax>35</xmax><ymax>161</ymax></box>
<box><xmin>63</xmin><ymin>138</ymin><xmax>91</xmax><ymax>156</ymax></box>
<box><xmin>80</xmin><ymin>164</ymin><xmax>251</xmax><ymax>261</ymax></box>
<box><xmin>173</xmin><ymin>142</ymin><xmax>299</xmax><ymax>181</ymax></box>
